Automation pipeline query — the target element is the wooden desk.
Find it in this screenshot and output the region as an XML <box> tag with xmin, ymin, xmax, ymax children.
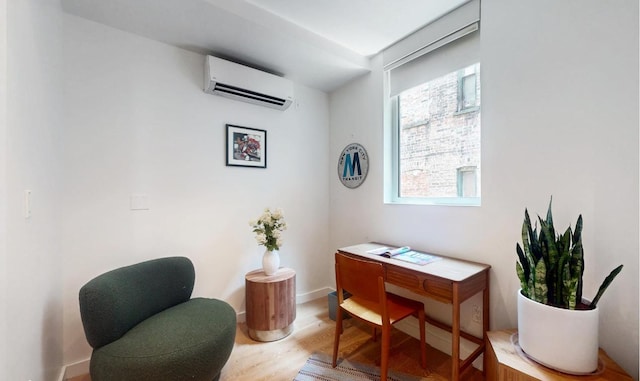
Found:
<box><xmin>245</xmin><ymin>268</ymin><xmax>296</xmax><ymax>342</ymax></box>
<box><xmin>486</xmin><ymin>329</ymin><xmax>632</xmax><ymax>381</ymax></box>
<box><xmin>337</xmin><ymin>243</ymin><xmax>491</xmax><ymax>381</ymax></box>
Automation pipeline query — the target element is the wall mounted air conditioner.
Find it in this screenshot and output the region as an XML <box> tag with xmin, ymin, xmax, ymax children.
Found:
<box><xmin>204</xmin><ymin>55</ymin><xmax>294</xmax><ymax>111</ymax></box>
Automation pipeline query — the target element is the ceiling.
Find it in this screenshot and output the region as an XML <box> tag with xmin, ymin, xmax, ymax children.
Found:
<box><xmin>60</xmin><ymin>0</ymin><xmax>468</xmax><ymax>92</ymax></box>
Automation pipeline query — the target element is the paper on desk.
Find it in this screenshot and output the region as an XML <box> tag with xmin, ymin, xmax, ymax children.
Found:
<box><xmin>366</xmin><ymin>247</ymin><xmax>390</xmax><ymax>255</ymax></box>
<box><xmin>366</xmin><ymin>246</ymin><xmax>411</xmax><ymax>256</ymax></box>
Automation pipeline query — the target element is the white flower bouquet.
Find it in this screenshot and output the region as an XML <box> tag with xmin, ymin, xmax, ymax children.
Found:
<box><xmin>250</xmin><ymin>208</ymin><xmax>287</xmax><ymax>251</ymax></box>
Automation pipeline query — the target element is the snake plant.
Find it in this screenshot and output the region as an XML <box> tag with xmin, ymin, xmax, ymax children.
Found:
<box><xmin>516</xmin><ymin>198</ymin><xmax>623</xmax><ymax>310</ymax></box>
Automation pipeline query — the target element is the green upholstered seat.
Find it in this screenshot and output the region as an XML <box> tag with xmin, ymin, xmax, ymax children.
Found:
<box><xmin>79</xmin><ymin>257</ymin><xmax>236</xmax><ymax>381</ymax></box>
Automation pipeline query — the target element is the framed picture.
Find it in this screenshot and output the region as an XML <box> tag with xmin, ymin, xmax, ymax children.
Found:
<box><xmin>226</xmin><ymin>124</ymin><xmax>267</xmax><ymax>168</ymax></box>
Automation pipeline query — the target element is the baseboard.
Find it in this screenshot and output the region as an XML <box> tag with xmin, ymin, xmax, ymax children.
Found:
<box><xmin>297</xmin><ymin>287</ymin><xmax>334</xmax><ymax>304</ymax></box>
<box><xmin>394</xmin><ymin>317</ymin><xmax>484</xmax><ymax>370</ymax></box>
<box><xmin>59</xmin><ymin>358</ymin><xmax>90</xmax><ymax>381</ymax></box>
<box><xmin>56</xmin><ymin>367</ymin><xmax>65</xmax><ymax>381</ymax></box>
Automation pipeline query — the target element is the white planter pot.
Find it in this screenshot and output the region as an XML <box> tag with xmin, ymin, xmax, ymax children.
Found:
<box><xmin>517</xmin><ymin>289</ymin><xmax>599</xmax><ymax>375</ymax></box>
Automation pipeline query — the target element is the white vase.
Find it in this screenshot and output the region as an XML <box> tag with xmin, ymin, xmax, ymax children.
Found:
<box><xmin>262</xmin><ymin>249</ymin><xmax>280</xmax><ymax>275</ymax></box>
<box><xmin>517</xmin><ymin>289</ymin><xmax>599</xmax><ymax>375</ymax></box>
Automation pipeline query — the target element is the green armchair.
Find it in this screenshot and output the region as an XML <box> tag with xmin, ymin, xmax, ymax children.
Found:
<box><xmin>79</xmin><ymin>256</ymin><xmax>236</xmax><ymax>381</ymax></box>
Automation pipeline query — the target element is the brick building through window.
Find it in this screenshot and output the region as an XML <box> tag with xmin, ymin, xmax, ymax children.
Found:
<box><xmin>398</xmin><ymin>63</ymin><xmax>481</xmax><ymax>199</ymax></box>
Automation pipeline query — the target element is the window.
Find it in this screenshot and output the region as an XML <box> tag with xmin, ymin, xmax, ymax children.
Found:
<box><xmin>394</xmin><ymin>64</ymin><xmax>481</xmax><ymax>201</ymax></box>
<box><xmin>383</xmin><ymin>0</ymin><xmax>480</xmax><ymax>206</ymax></box>
<box><xmin>457</xmin><ymin>166</ymin><xmax>478</xmax><ymax>197</ymax></box>
<box><xmin>458</xmin><ymin>66</ymin><xmax>479</xmax><ymax>112</ymax></box>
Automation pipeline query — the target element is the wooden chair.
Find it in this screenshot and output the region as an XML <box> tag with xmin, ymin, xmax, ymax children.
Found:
<box><xmin>332</xmin><ymin>252</ymin><xmax>427</xmax><ymax>381</ymax></box>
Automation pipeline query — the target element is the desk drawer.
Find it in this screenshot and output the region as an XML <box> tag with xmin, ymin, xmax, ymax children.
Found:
<box><xmin>386</xmin><ymin>267</ymin><xmax>421</xmax><ymax>290</ymax></box>
<box><xmin>423</xmin><ymin>277</ymin><xmax>453</xmax><ymax>302</ymax></box>
<box><xmin>386</xmin><ymin>267</ymin><xmax>452</xmax><ymax>303</ymax></box>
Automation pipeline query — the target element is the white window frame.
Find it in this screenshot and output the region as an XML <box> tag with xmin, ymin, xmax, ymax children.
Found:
<box><xmin>383</xmin><ymin>0</ymin><xmax>481</xmax><ymax>207</ymax></box>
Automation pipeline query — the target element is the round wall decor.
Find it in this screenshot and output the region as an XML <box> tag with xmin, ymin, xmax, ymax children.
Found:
<box><xmin>337</xmin><ymin>143</ymin><xmax>369</xmax><ymax>189</ymax></box>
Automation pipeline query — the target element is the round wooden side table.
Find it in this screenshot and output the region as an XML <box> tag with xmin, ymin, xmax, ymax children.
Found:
<box><xmin>245</xmin><ymin>267</ymin><xmax>296</xmax><ymax>342</ymax></box>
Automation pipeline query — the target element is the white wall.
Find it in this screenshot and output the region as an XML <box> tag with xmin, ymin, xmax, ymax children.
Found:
<box><xmin>0</xmin><ymin>0</ymin><xmax>8</xmax><ymax>379</ymax></box>
<box><xmin>483</xmin><ymin>2</ymin><xmax>638</xmax><ymax>377</ymax></box>
<box><xmin>60</xmin><ymin>14</ymin><xmax>332</xmax><ymax>365</ymax></box>
<box><xmin>4</xmin><ymin>0</ymin><xmax>637</xmax><ymax>378</ymax></box>
<box><xmin>330</xmin><ymin>0</ymin><xmax>638</xmax><ymax>378</ymax></box>
<box><xmin>6</xmin><ymin>0</ymin><xmax>65</xmax><ymax>380</ymax></box>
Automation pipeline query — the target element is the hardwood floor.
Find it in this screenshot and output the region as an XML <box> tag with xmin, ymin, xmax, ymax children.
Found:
<box><xmin>68</xmin><ymin>297</ymin><xmax>484</xmax><ymax>381</ymax></box>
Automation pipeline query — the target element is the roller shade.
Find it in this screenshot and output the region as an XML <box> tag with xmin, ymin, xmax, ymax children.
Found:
<box><xmin>383</xmin><ymin>0</ymin><xmax>480</xmax><ymax>97</ymax></box>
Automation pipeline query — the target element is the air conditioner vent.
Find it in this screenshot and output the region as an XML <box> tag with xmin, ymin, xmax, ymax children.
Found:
<box><xmin>204</xmin><ymin>56</ymin><xmax>294</xmax><ymax>111</ymax></box>
<box><xmin>213</xmin><ymin>83</ymin><xmax>288</xmax><ymax>107</ymax></box>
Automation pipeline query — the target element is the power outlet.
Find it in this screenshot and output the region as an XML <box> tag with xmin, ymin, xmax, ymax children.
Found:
<box><xmin>472</xmin><ymin>304</ymin><xmax>482</xmax><ymax>323</ymax></box>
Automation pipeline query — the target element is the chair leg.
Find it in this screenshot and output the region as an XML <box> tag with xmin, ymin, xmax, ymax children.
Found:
<box><xmin>380</xmin><ymin>324</ymin><xmax>391</xmax><ymax>381</ymax></box>
<box><xmin>332</xmin><ymin>307</ymin><xmax>343</xmax><ymax>367</ymax></box>
<box><xmin>418</xmin><ymin>308</ymin><xmax>427</xmax><ymax>368</ymax></box>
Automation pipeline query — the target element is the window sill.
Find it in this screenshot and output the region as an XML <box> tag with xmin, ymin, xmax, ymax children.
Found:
<box><xmin>384</xmin><ymin>196</ymin><xmax>481</xmax><ymax>207</ymax></box>
<box><xmin>454</xmin><ymin>106</ymin><xmax>480</xmax><ymax>116</ymax></box>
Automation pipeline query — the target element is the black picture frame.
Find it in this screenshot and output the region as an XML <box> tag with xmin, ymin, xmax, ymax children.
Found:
<box><xmin>225</xmin><ymin>124</ymin><xmax>267</xmax><ymax>168</ymax></box>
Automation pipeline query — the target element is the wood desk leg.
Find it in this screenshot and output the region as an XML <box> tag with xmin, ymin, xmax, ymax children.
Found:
<box><xmin>482</xmin><ymin>272</ymin><xmax>490</xmax><ymax>376</ymax></box>
<box><xmin>452</xmin><ymin>282</ymin><xmax>460</xmax><ymax>381</ymax></box>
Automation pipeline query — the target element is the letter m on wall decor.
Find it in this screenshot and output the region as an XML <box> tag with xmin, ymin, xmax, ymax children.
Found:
<box><xmin>343</xmin><ymin>152</ymin><xmax>361</xmax><ymax>177</ymax></box>
<box><xmin>337</xmin><ymin>143</ymin><xmax>369</xmax><ymax>189</ymax></box>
